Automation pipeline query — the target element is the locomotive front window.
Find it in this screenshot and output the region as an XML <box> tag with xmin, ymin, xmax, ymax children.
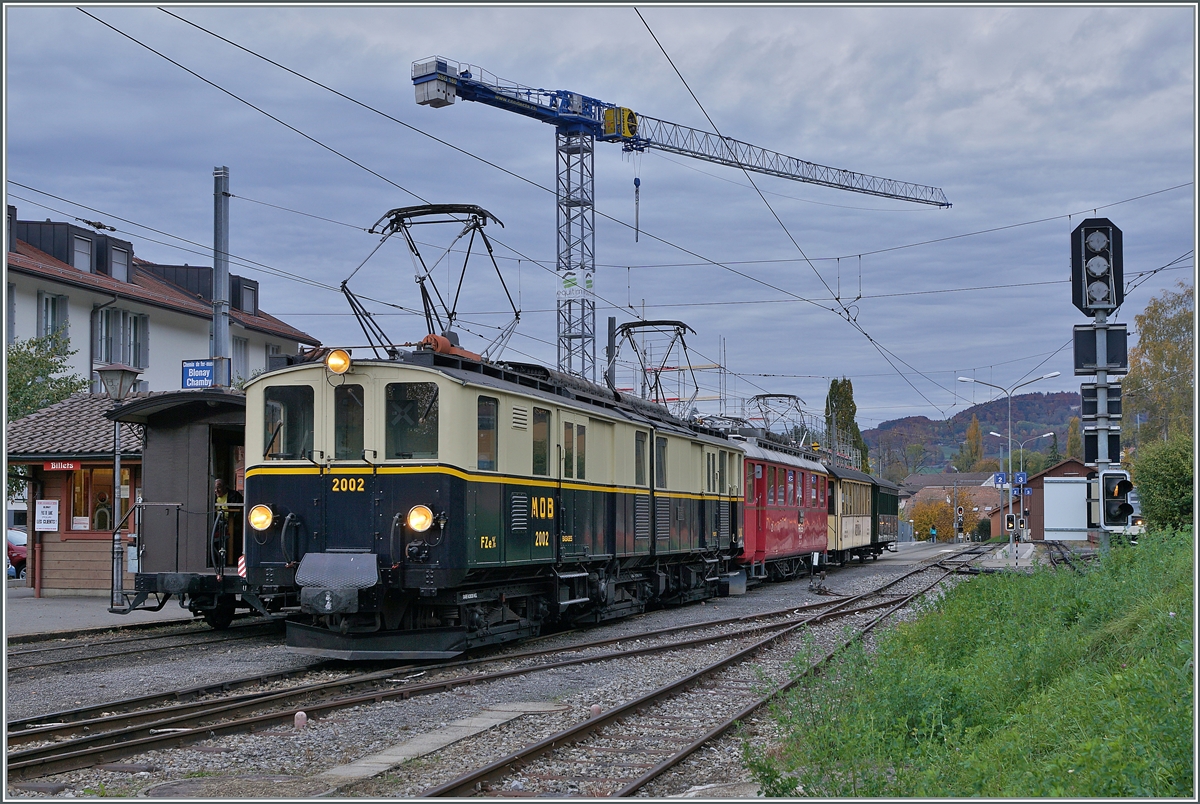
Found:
<box><xmin>478</xmin><ymin>396</ymin><xmax>499</xmax><ymax>471</ymax></box>
<box><xmin>386</xmin><ymin>382</ymin><xmax>439</xmax><ymax>459</ymax></box>
<box><xmin>334</xmin><ymin>384</ymin><xmax>365</xmax><ymax>460</ymax></box>
<box><xmin>532</xmin><ymin>408</ymin><xmax>550</xmax><ymax>476</ymax></box>
<box><xmin>264</xmin><ymin>385</ymin><xmax>314</xmax><ymax>460</ymax></box>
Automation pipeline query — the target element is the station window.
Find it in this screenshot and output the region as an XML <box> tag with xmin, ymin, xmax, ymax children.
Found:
<box><xmin>635</xmin><ymin>432</ymin><xmax>647</xmax><ymax>486</ymax></box>
<box><xmin>654</xmin><ymin>437</ymin><xmax>667</xmax><ymax>488</ymax></box>
<box><xmin>263</xmin><ymin>385</ymin><xmax>314</xmax><ymax>460</ymax></box>
<box><xmin>532</xmin><ymin>408</ymin><xmax>550</xmax><ymax>476</ymax></box>
<box><xmin>385</xmin><ymin>382</ymin><xmax>438</xmax><ymax>459</ymax></box>
<box><xmin>478</xmin><ymin>397</ymin><xmax>499</xmax><ymax>471</ymax></box>
<box><xmin>69</xmin><ymin>466</ymin><xmax>137</xmax><ymax>531</ymax></box>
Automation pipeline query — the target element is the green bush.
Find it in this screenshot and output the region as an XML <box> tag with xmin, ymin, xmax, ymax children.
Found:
<box><xmin>1133</xmin><ymin>432</ymin><xmax>1194</xmax><ymax>531</ymax></box>
<box><xmin>748</xmin><ymin>531</ymin><xmax>1194</xmax><ymax>797</ymax></box>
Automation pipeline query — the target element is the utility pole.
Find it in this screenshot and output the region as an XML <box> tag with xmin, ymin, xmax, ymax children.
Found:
<box><xmin>212</xmin><ymin>166</ymin><xmax>231</xmax><ymax>387</ymax></box>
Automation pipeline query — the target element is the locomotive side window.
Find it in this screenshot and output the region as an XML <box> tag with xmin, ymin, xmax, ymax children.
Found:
<box><xmin>576</xmin><ymin>424</ymin><xmax>586</xmax><ymax>480</ymax></box>
<box><xmin>654</xmin><ymin>437</ymin><xmax>667</xmax><ymax>488</ymax></box>
<box><xmin>767</xmin><ymin>466</ymin><xmax>775</xmax><ymax>505</ymax></box>
<box><xmin>788</xmin><ymin>470</ymin><xmax>796</xmax><ymax>507</ymax></box>
<box><xmin>264</xmin><ymin>385</ymin><xmax>314</xmax><ymax>460</ymax></box>
<box><xmin>719</xmin><ymin>450</ymin><xmax>727</xmax><ymax>494</ymax></box>
<box><xmin>478</xmin><ymin>396</ymin><xmax>499</xmax><ymax>471</ymax></box>
<box><xmin>333</xmin><ymin>384</ymin><xmax>365</xmax><ymax>460</ymax></box>
<box><xmin>634</xmin><ymin>432</ymin><xmax>647</xmax><ymax>486</ymax></box>
<box><xmin>532</xmin><ymin>408</ymin><xmax>550</xmax><ymax>476</ymax></box>
<box><xmin>385</xmin><ymin>382</ymin><xmax>438</xmax><ymax>459</ymax></box>
<box><xmin>563</xmin><ymin>422</ymin><xmax>574</xmax><ymax>479</ymax></box>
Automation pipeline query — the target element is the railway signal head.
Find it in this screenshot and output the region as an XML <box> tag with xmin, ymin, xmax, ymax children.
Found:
<box><xmin>1018</xmin><ymin>517</ymin><xmax>1027</xmax><ymax>531</ymax></box>
<box><xmin>1071</xmin><ymin>218</ymin><xmax>1123</xmax><ymax>315</ymax></box>
<box><xmin>1005</xmin><ymin>513</ymin><xmax>1016</xmax><ymax>532</ymax></box>
<box><xmin>1100</xmin><ymin>469</ymin><xmax>1135</xmax><ymax>530</ymax></box>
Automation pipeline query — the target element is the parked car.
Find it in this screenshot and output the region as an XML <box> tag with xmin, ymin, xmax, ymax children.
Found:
<box><xmin>8</xmin><ymin>529</ymin><xmax>28</xmax><ymax>580</ymax></box>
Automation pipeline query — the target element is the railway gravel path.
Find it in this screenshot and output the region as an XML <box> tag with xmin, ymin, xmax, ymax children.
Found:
<box><xmin>5</xmin><ymin>543</ymin><xmax>987</xmax><ymax>798</ymax></box>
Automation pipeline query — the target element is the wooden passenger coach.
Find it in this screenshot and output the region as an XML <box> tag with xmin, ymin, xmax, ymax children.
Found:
<box><xmin>737</xmin><ymin>435</ymin><xmax>828</xmax><ymax>581</ymax></box>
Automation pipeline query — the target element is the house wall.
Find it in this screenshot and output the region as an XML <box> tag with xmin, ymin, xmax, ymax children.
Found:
<box><xmin>7</xmin><ymin>273</ymin><xmax>302</xmax><ymax>391</ymax></box>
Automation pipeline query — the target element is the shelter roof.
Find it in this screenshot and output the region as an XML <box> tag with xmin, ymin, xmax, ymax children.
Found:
<box><xmin>6</xmin><ymin>392</ymin><xmax>152</xmax><ymax>461</ymax></box>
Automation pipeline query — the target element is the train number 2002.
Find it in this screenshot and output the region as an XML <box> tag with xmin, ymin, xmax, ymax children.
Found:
<box><xmin>331</xmin><ymin>477</ymin><xmax>366</xmax><ymax>492</ymax></box>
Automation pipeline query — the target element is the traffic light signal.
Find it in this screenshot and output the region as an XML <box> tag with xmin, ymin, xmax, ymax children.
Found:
<box><xmin>1071</xmin><ymin>219</ymin><xmax>1123</xmax><ymax>314</ymax></box>
<box><xmin>1005</xmin><ymin>514</ymin><xmax>1016</xmax><ymax>532</ymax></box>
<box><xmin>1101</xmin><ymin>469</ymin><xmax>1135</xmax><ymax>530</ymax></box>
<box><xmin>1018</xmin><ymin>517</ymin><xmax>1027</xmax><ymax>530</ymax></box>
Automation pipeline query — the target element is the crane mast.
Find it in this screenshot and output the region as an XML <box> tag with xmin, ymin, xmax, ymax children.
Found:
<box><xmin>413</xmin><ymin>56</ymin><xmax>950</xmax><ymax>381</ymax></box>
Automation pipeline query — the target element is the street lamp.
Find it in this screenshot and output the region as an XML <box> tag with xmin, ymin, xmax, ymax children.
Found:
<box><xmin>96</xmin><ymin>362</ymin><xmax>142</xmax><ymax>610</ymax></box>
<box><xmin>959</xmin><ymin>372</ymin><xmax>1061</xmax><ymax>559</ymax></box>
<box><xmin>988</xmin><ymin>432</ymin><xmax>1056</xmax><ymax>475</ymax></box>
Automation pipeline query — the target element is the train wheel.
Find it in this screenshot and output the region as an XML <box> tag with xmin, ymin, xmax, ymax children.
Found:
<box><xmin>203</xmin><ymin>599</ymin><xmax>236</xmax><ymax>630</ymax></box>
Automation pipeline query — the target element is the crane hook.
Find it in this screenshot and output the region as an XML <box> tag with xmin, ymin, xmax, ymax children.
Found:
<box><xmin>634</xmin><ymin>176</ymin><xmax>641</xmax><ymax>243</ymax></box>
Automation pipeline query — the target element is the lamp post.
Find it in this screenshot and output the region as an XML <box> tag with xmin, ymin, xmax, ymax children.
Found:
<box><xmin>97</xmin><ymin>363</ymin><xmax>142</xmax><ymax>610</ymax></box>
<box><xmin>960</xmin><ymin>372</ymin><xmax>1061</xmax><ymax>560</ymax></box>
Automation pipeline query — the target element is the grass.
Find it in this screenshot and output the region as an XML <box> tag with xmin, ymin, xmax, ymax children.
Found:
<box><xmin>746</xmin><ymin>529</ymin><xmax>1194</xmax><ymax>797</ymax></box>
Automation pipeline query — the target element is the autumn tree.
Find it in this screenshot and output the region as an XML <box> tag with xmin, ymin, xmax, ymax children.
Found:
<box><xmin>909</xmin><ymin>498</ymin><xmax>954</xmax><ymax>542</ymax></box>
<box><xmin>824</xmin><ymin>377</ymin><xmax>869</xmax><ymax>466</ymax></box>
<box><xmin>955</xmin><ymin>414</ymin><xmax>983</xmax><ymax>471</ymax></box>
<box><xmin>1124</xmin><ymin>282</ymin><xmax>1194</xmax><ymax>446</ymax></box>
<box><xmin>1066</xmin><ymin>417</ymin><xmax>1082</xmax><ymax>460</ymax></box>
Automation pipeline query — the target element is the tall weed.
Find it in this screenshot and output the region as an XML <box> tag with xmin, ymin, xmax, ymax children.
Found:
<box><xmin>747</xmin><ymin>531</ymin><xmax>1194</xmax><ymax>797</ymax></box>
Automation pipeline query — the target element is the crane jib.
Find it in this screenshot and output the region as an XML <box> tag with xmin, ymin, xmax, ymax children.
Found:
<box><xmin>413</xmin><ymin>58</ymin><xmax>949</xmax><ymax>208</ymax></box>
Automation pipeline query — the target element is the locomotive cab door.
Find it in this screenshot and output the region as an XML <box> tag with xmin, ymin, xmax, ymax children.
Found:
<box><xmin>557</xmin><ymin>413</ymin><xmax>589</xmax><ymax>560</ymax></box>
<box><xmin>323</xmin><ymin>380</ymin><xmax>376</xmax><ymax>553</ymax></box>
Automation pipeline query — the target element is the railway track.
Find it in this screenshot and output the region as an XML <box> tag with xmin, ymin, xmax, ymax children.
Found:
<box><xmin>415</xmin><ymin>558</ymin><xmax>970</xmax><ymax>797</ymax></box>
<box><xmin>7</xmin><ymin>548</ymin><xmax>981</xmax><ymax>784</ymax></box>
<box><xmin>6</xmin><ymin>618</ymin><xmax>285</xmax><ymax>672</ymax></box>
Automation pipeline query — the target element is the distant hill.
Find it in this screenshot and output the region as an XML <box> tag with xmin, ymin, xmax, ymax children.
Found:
<box><xmin>864</xmin><ymin>391</ymin><xmax>1081</xmax><ymax>473</ymax></box>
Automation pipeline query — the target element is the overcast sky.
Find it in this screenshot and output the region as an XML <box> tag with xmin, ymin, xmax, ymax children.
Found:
<box><xmin>5</xmin><ymin>4</ymin><xmax>1195</xmax><ymax>429</ymax></box>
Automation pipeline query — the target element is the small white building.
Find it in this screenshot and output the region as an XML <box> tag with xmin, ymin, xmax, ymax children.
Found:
<box><xmin>6</xmin><ymin>205</ymin><xmax>319</xmax><ymax>391</ymax></box>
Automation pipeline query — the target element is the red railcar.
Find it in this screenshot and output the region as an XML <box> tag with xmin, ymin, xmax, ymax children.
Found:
<box><xmin>735</xmin><ymin>436</ymin><xmax>829</xmax><ymax>581</ymax></box>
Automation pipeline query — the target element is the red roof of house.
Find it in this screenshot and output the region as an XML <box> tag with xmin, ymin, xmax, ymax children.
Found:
<box><xmin>8</xmin><ymin>241</ymin><xmax>319</xmax><ymax>346</ymax></box>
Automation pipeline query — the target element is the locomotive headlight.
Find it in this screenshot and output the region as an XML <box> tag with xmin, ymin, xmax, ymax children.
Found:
<box><xmin>325</xmin><ymin>349</ymin><xmax>352</xmax><ymax>375</ymax></box>
<box><xmin>248</xmin><ymin>504</ymin><xmax>275</xmax><ymax>531</ymax></box>
<box><xmin>407</xmin><ymin>504</ymin><xmax>434</xmax><ymax>533</ymax></box>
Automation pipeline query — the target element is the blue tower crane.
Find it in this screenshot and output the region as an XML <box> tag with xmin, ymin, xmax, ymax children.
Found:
<box><xmin>413</xmin><ymin>56</ymin><xmax>950</xmax><ymax>381</ymax></box>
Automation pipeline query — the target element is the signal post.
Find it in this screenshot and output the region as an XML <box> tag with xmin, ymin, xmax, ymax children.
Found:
<box><xmin>1070</xmin><ymin>218</ymin><xmax>1134</xmax><ymax>552</ymax></box>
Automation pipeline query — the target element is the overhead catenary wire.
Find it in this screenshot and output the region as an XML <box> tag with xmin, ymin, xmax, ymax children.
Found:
<box><xmin>10</xmin><ymin>182</ymin><xmax>1187</xmax><ymax>413</ymax></box>
<box><xmin>62</xmin><ymin>9</ymin><xmax>1194</xmax><ymax>419</ymax></box>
